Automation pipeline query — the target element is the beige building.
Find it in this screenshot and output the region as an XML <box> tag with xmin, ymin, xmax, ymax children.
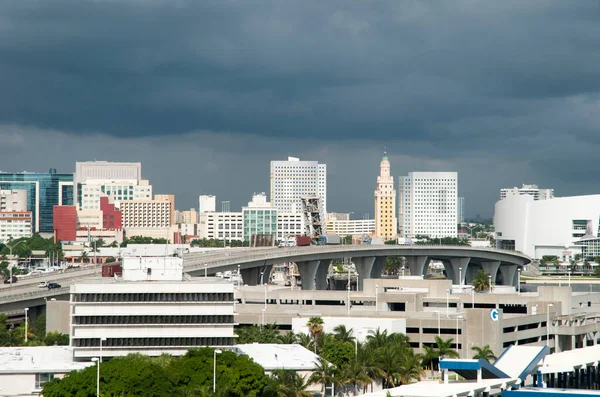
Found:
<box><xmin>0</xmin><ymin>189</ymin><xmax>27</xmax><ymax>212</ymax></box>
<box><xmin>374</xmin><ymin>153</ymin><xmax>397</xmax><ymax>240</ymax></box>
<box><xmin>180</xmin><ymin>208</ymin><xmax>198</xmax><ymax>224</ymax></box>
<box><xmin>76</xmin><ymin>209</ymin><xmax>103</xmax><ymax>230</ymax></box>
<box><xmin>120</xmin><ymin>199</ymin><xmax>171</xmax><ymax>228</ymax></box>
<box><xmin>0</xmin><ymin>211</ymin><xmax>32</xmax><ymax>243</ymax></box>
<box><xmin>155</xmin><ymin>194</ymin><xmax>176</xmax><ymax>225</ymax></box>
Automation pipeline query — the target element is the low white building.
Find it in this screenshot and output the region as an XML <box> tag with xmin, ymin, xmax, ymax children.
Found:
<box><xmin>326</xmin><ymin>218</ymin><xmax>375</xmax><ymax>237</ymax></box>
<box><xmin>494</xmin><ymin>193</ymin><xmax>600</xmax><ymax>259</ymax></box>
<box><xmin>0</xmin><ymin>346</ymin><xmax>92</xmax><ymax>396</ymax></box>
<box><xmin>70</xmin><ymin>256</ymin><xmax>236</xmax><ymax>361</ymax></box>
<box><xmin>232</xmin><ymin>344</ymin><xmax>321</xmax><ymax>392</ymax></box>
<box><xmin>0</xmin><ymin>211</ymin><xmax>32</xmax><ymax>243</ymax></box>
<box><xmin>277</xmin><ymin>213</ymin><xmax>304</xmax><ymax>241</ymax></box>
<box><xmin>198</xmin><ymin>212</ymin><xmax>244</xmax><ymax>241</ymax></box>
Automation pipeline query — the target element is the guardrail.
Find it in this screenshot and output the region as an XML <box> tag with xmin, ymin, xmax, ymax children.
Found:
<box><xmin>0</xmin><ymin>286</ymin><xmax>70</xmax><ymax>302</ymax></box>
<box><xmin>11</xmin><ymin>264</ymin><xmax>100</xmax><ymax>282</ymax></box>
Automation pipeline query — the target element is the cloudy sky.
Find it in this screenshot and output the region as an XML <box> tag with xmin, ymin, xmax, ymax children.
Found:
<box><xmin>1</xmin><ymin>1</ymin><xmax>599</xmax><ymax>218</ymax></box>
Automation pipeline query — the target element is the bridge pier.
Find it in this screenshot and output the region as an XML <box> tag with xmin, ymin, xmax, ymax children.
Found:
<box><xmin>240</xmin><ymin>264</ymin><xmax>272</xmax><ymax>286</ymax></box>
<box><xmin>353</xmin><ymin>257</ymin><xmax>375</xmax><ymax>291</ymax></box>
<box><xmin>406</xmin><ymin>256</ymin><xmax>429</xmax><ymax>277</ymax></box>
<box><xmin>449</xmin><ymin>257</ymin><xmax>471</xmax><ymax>285</ymax></box>
<box><xmin>370</xmin><ymin>256</ymin><xmax>387</xmax><ymax>279</ymax></box>
<box><xmin>481</xmin><ymin>261</ymin><xmax>501</xmax><ymax>285</ymax></box>
<box><xmin>499</xmin><ymin>264</ymin><xmax>518</xmax><ymax>287</ymax></box>
<box><xmin>316</xmin><ymin>259</ymin><xmax>331</xmax><ymax>290</ymax></box>
<box><xmin>296</xmin><ymin>260</ymin><xmax>321</xmax><ymax>290</ymax></box>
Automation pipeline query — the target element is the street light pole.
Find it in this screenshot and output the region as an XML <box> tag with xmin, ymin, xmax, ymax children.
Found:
<box><xmin>91</xmin><ymin>357</ymin><xmax>100</xmax><ymax>397</ymax></box>
<box><xmin>375</xmin><ymin>284</ymin><xmax>379</xmax><ymax>313</ymax></box>
<box><xmin>518</xmin><ymin>269</ymin><xmax>521</xmax><ymax>295</ymax></box>
<box><xmin>456</xmin><ymin>316</ymin><xmax>463</xmax><ymax>358</ymax></box>
<box><xmin>24</xmin><ymin>307</ymin><xmax>29</xmax><ymax>342</ymax></box>
<box><xmin>446</xmin><ymin>289</ymin><xmax>449</xmax><ymax>318</ymax></box>
<box><xmin>547</xmin><ymin>304</ymin><xmax>554</xmax><ymax>347</ymax></box>
<box><xmin>8</xmin><ymin>240</ymin><xmax>25</xmax><ymax>287</ymax></box>
<box><xmin>100</xmin><ymin>337</ymin><xmax>107</xmax><ymax>363</ymax></box>
<box><xmin>459</xmin><ymin>267</ymin><xmax>462</xmax><ymax>287</ymax></box>
<box><xmin>213</xmin><ymin>349</ymin><xmax>222</xmax><ymax>393</ymax></box>
<box><xmin>436</xmin><ymin>311</ymin><xmax>441</xmax><ymax>336</ymax></box>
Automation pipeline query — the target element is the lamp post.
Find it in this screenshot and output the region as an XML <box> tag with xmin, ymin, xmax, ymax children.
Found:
<box><xmin>24</xmin><ymin>307</ymin><xmax>29</xmax><ymax>342</ymax></box>
<box><xmin>518</xmin><ymin>269</ymin><xmax>521</xmax><ymax>295</ymax></box>
<box><xmin>568</xmin><ymin>270</ymin><xmax>571</xmax><ymax>287</ymax></box>
<box><xmin>488</xmin><ymin>275</ymin><xmax>492</xmax><ymax>294</ymax></box>
<box><xmin>375</xmin><ymin>284</ymin><xmax>379</xmax><ymax>313</ymax></box>
<box><xmin>261</xmin><ymin>308</ymin><xmax>266</xmax><ymax>327</ymax></box>
<box><xmin>459</xmin><ymin>267</ymin><xmax>462</xmax><ymax>287</ymax></box>
<box><xmin>8</xmin><ymin>240</ymin><xmax>26</xmax><ymax>287</ymax></box>
<box><xmin>213</xmin><ymin>349</ymin><xmax>222</xmax><ymax>393</ymax></box>
<box><xmin>446</xmin><ymin>289</ymin><xmax>449</xmax><ymax>318</ymax></box>
<box><xmin>547</xmin><ymin>304</ymin><xmax>554</xmax><ymax>347</ymax></box>
<box><xmin>264</xmin><ymin>283</ymin><xmax>267</xmax><ymax>311</ymax></box>
<box><xmin>435</xmin><ymin>311</ymin><xmax>441</xmax><ymax>336</ymax></box>
<box><xmin>91</xmin><ymin>357</ymin><xmax>100</xmax><ymax>397</ymax></box>
<box><xmin>100</xmin><ymin>337</ymin><xmax>107</xmax><ymax>363</ymax></box>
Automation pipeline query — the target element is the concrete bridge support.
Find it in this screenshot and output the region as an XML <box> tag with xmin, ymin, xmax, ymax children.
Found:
<box><xmin>353</xmin><ymin>256</ymin><xmax>376</xmax><ymax>291</ymax></box>
<box><xmin>316</xmin><ymin>259</ymin><xmax>332</xmax><ymax>290</ymax></box>
<box><xmin>449</xmin><ymin>257</ymin><xmax>471</xmax><ymax>285</ymax></box>
<box><xmin>481</xmin><ymin>261</ymin><xmax>501</xmax><ymax>285</ymax></box>
<box><xmin>370</xmin><ymin>256</ymin><xmax>387</xmax><ymax>279</ymax></box>
<box><xmin>296</xmin><ymin>260</ymin><xmax>321</xmax><ymax>290</ymax></box>
<box><xmin>499</xmin><ymin>264</ymin><xmax>518</xmax><ymax>287</ymax></box>
<box><xmin>240</xmin><ymin>264</ymin><xmax>272</xmax><ymax>286</ymax></box>
<box><xmin>406</xmin><ymin>256</ymin><xmax>429</xmax><ymax>278</ymax></box>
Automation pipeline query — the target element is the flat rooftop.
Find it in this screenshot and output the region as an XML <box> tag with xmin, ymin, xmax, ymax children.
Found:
<box><xmin>232</xmin><ymin>343</ymin><xmax>319</xmax><ymax>371</ymax></box>
<box><xmin>0</xmin><ymin>346</ymin><xmax>92</xmax><ymax>373</ymax></box>
<box><xmin>74</xmin><ymin>276</ymin><xmax>233</xmax><ymax>285</ymax></box>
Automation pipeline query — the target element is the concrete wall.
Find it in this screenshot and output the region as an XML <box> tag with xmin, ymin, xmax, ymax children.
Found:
<box><xmin>0</xmin><ymin>373</ymin><xmax>36</xmax><ymax>396</ymax></box>
<box><xmin>46</xmin><ymin>299</ymin><xmax>70</xmax><ymax>335</ymax></box>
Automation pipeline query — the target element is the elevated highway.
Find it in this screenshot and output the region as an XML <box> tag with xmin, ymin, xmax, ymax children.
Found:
<box><xmin>183</xmin><ymin>245</ymin><xmax>531</xmax><ymax>290</ymax></box>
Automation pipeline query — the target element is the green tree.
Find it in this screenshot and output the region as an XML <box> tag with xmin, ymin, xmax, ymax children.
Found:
<box><xmin>472</xmin><ymin>269</ymin><xmax>491</xmax><ymax>292</ymax></box>
<box><xmin>471</xmin><ymin>345</ymin><xmax>497</xmax><ymax>362</ymax></box>
<box><xmin>332</xmin><ymin>324</ymin><xmax>355</xmax><ymax>343</ymax></box>
<box><xmin>44</xmin><ymin>332</ymin><xmax>70</xmax><ymax>346</ymax></box>
<box><xmin>384</xmin><ymin>256</ymin><xmax>405</xmax><ymax>275</ymax></box>
<box><xmin>309</xmin><ymin>356</ymin><xmax>337</xmax><ymax>395</ymax></box>
<box><xmin>267</xmin><ymin>369</ymin><xmax>312</xmax><ymax>397</ymax></box>
<box><xmin>105</xmin><ymin>256</ymin><xmax>116</xmax><ymax>263</ymax></box>
<box><xmin>277</xmin><ymin>331</ymin><xmax>299</xmax><ymax>344</ymax></box>
<box><xmin>306</xmin><ymin>317</ymin><xmax>324</xmax><ymax>354</ymax></box>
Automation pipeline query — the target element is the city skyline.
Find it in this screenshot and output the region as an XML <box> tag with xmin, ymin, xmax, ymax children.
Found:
<box><xmin>2</xmin><ymin>2</ymin><xmax>599</xmax><ymax>218</ymax></box>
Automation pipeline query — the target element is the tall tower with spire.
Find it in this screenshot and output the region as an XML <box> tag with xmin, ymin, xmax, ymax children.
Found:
<box><xmin>374</xmin><ymin>152</ymin><xmax>397</xmax><ymax>240</ymax></box>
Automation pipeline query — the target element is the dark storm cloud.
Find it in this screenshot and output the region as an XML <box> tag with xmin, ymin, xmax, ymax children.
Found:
<box><xmin>2</xmin><ymin>1</ymin><xmax>600</xmax><ymax>217</ymax></box>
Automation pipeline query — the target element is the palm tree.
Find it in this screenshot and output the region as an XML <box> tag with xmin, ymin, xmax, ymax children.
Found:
<box><xmin>296</xmin><ymin>333</ymin><xmax>314</xmax><ymax>352</ymax></box>
<box><xmin>365</xmin><ymin>328</ymin><xmax>388</xmax><ymax>350</ymax></box>
<box><xmin>277</xmin><ymin>331</ymin><xmax>299</xmax><ymax>344</ymax></box>
<box><xmin>80</xmin><ymin>251</ymin><xmax>89</xmax><ymax>264</ymax></box>
<box><xmin>472</xmin><ymin>345</ymin><xmax>497</xmax><ymax>362</ymax></box>
<box><xmin>422</xmin><ymin>345</ymin><xmax>439</xmax><ymax>380</ymax></box>
<box><xmin>306</xmin><ymin>317</ymin><xmax>324</xmax><ymax>354</ymax></box>
<box><xmin>333</xmin><ymin>324</ymin><xmax>355</xmax><ymax>343</ymax></box>
<box><xmin>270</xmin><ymin>369</ymin><xmax>312</xmax><ymax>397</ymax></box>
<box><xmin>472</xmin><ymin>269</ymin><xmax>491</xmax><ymax>292</ymax></box>
<box><xmin>309</xmin><ymin>356</ymin><xmax>337</xmax><ymax>395</ymax></box>
<box><xmin>397</xmin><ymin>351</ymin><xmax>425</xmax><ymax>385</ymax></box>
<box><xmin>434</xmin><ymin>336</ymin><xmax>459</xmax><ymax>362</ymax></box>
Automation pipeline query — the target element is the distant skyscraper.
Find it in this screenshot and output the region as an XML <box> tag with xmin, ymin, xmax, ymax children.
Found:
<box><xmin>399</xmin><ymin>172</ymin><xmax>458</xmax><ymax>239</ymax></box>
<box><xmin>0</xmin><ymin>169</ymin><xmax>73</xmax><ymax>233</ymax></box>
<box><xmin>500</xmin><ymin>184</ymin><xmax>554</xmax><ymax>201</ymax></box>
<box><xmin>374</xmin><ymin>153</ymin><xmax>397</xmax><ymax>240</ymax></box>
<box><xmin>270</xmin><ymin>157</ymin><xmax>326</xmax><ymax>213</ymax></box>
<box><xmin>457</xmin><ymin>197</ymin><xmax>465</xmax><ymax>224</ymax></box>
<box><xmin>75</xmin><ymin>161</ymin><xmax>151</xmax><ymax>210</ymax></box>
<box><xmin>199</xmin><ymin>195</ymin><xmax>216</xmax><ymax>213</ymax></box>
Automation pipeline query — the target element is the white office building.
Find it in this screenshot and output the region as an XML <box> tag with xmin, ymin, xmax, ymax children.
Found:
<box><xmin>70</xmin><ymin>256</ymin><xmax>235</xmax><ymax>361</ymax></box>
<box><xmin>0</xmin><ymin>211</ymin><xmax>33</xmax><ymax>242</ymax></box>
<box><xmin>494</xmin><ymin>193</ymin><xmax>600</xmax><ymax>259</ymax></box>
<box><xmin>326</xmin><ymin>218</ymin><xmax>376</xmax><ymax>237</ymax></box>
<box><xmin>399</xmin><ymin>172</ymin><xmax>458</xmax><ymax>239</ymax></box>
<box><xmin>500</xmin><ymin>184</ymin><xmax>554</xmax><ymax>201</ymax></box>
<box><xmin>75</xmin><ymin>161</ymin><xmax>151</xmax><ymax>210</ymax></box>
<box><xmin>0</xmin><ymin>189</ymin><xmax>27</xmax><ymax>212</ymax></box>
<box><xmin>199</xmin><ymin>195</ymin><xmax>216</xmax><ymax>213</ymax></box>
<box><xmin>242</xmin><ymin>193</ymin><xmax>277</xmax><ymax>242</ymax></box>
<box><xmin>270</xmin><ymin>157</ymin><xmax>327</xmax><ymax>214</ymax></box>
<box><xmin>277</xmin><ymin>213</ymin><xmax>304</xmax><ymax>241</ymax></box>
<box><xmin>198</xmin><ymin>212</ymin><xmax>244</xmax><ymax>241</ymax></box>
<box><xmin>119</xmin><ymin>199</ymin><xmax>171</xmax><ymax>228</ymax></box>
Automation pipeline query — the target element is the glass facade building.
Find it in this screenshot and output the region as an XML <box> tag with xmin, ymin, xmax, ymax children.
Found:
<box><xmin>243</xmin><ymin>208</ymin><xmax>278</xmax><ymax>242</ymax></box>
<box><xmin>0</xmin><ymin>169</ymin><xmax>74</xmax><ymax>233</ymax></box>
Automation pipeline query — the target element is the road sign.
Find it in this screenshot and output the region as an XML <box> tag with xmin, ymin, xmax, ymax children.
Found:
<box><xmin>490</xmin><ymin>308</ymin><xmax>499</xmax><ymax>321</ymax></box>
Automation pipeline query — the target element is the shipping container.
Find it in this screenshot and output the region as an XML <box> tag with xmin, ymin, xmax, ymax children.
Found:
<box><xmin>317</xmin><ymin>234</ymin><xmax>341</xmax><ymax>245</ymax></box>
<box><xmin>295</xmin><ymin>236</ymin><xmax>312</xmax><ymax>246</ymax></box>
<box><xmin>102</xmin><ymin>263</ymin><xmax>122</xmax><ymax>277</ymax></box>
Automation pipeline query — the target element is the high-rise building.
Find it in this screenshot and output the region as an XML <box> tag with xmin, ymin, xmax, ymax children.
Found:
<box><xmin>155</xmin><ymin>194</ymin><xmax>175</xmax><ymax>225</ymax></box>
<box><xmin>199</xmin><ymin>195</ymin><xmax>216</xmax><ymax>213</ymax></box>
<box><xmin>179</xmin><ymin>209</ymin><xmax>198</xmax><ymax>224</ymax></box>
<box><xmin>75</xmin><ymin>161</ymin><xmax>151</xmax><ymax>211</ymax></box>
<box><xmin>119</xmin><ymin>199</ymin><xmax>171</xmax><ymax>228</ymax></box>
<box><xmin>0</xmin><ymin>190</ymin><xmax>27</xmax><ymax>212</ymax></box>
<box><xmin>374</xmin><ymin>153</ymin><xmax>397</xmax><ymax>240</ymax></box>
<box><xmin>243</xmin><ymin>193</ymin><xmax>277</xmax><ymax>242</ymax></box>
<box><xmin>500</xmin><ymin>184</ymin><xmax>554</xmax><ymax>201</ymax></box>
<box><xmin>457</xmin><ymin>197</ymin><xmax>465</xmax><ymax>224</ymax></box>
<box><xmin>399</xmin><ymin>172</ymin><xmax>458</xmax><ymax>239</ymax></box>
<box><xmin>270</xmin><ymin>157</ymin><xmax>327</xmax><ymax>214</ymax></box>
<box><xmin>0</xmin><ymin>169</ymin><xmax>74</xmax><ymax>233</ymax></box>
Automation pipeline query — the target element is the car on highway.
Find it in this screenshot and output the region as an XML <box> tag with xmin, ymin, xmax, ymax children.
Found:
<box><xmin>3</xmin><ymin>276</ymin><xmax>17</xmax><ymax>284</ymax></box>
<box><xmin>38</xmin><ymin>281</ymin><xmax>49</xmax><ymax>288</ymax></box>
<box><xmin>47</xmin><ymin>282</ymin><xmax>61</xmax><ymax>289</ymax></box>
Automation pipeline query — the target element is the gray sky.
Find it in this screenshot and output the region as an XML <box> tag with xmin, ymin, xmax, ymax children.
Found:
<box><xmin>1</xmin><ymin>1</ymin><xmax>600</xmax><ymax>218</ymax></box>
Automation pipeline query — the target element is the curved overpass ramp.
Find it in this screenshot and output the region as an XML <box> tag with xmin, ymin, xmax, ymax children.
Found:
<box><xmin>183</xmin><ymin>245</ymin><xmax>530</xmax><ymax>290</ymax></box>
